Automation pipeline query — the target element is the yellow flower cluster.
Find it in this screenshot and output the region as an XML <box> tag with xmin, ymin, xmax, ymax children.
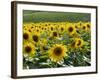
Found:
<box><xmin>23</xmin><ymin>21</ymin><xmax>91</xmax><ymax>63</ymax></box>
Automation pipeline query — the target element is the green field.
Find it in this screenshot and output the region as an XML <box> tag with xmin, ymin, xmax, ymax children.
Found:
<box><xmin>23</xmin><ymin>10</ymin><xmax>90</xmax><ymax>23</ymax></box>
<box><xmin>23</xmin><ymin>10</ymin><xmax>91</xmax><ymax>69</ymax></box>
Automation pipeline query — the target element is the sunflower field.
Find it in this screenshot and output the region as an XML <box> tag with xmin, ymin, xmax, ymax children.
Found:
<box><xmin>23</xmin><ymin>11</ymin><xmax>91</xmax><ymax>69</ymax></box>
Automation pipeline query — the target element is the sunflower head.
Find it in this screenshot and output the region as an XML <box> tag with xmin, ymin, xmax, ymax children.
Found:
<box><xmin>59</xmin><ymin>25</ymin><xmax>65</xmax><ymax>34</ymax></box>
<box><xmin>23</xmin><ymin>42</ymin><xmax>35</xmax><ymax>57</ymax></box>
<box><xmin>40</xmin><ymin>26</ymin><xmax>45</xmax><ymax>32</ymax></box>
<box><xmin>32</xmin><ymin>34</ymin><xmax>40</xmax><ymax>43</ymax></box>
<box><xmin>48</xmin><ymin>44</ymin><xmax>67</xmax><ymax>62</ymax></box>
<box><xmin>52</xmin><ymin>31</ymin><xmax>59</xmax><ymax>38</ymax></box>
<box><xmin>78</xmin><ymin>21</ymin><xmax>83</xmax><ymax>26</ymax></box>
<box><xmin>40</xmin><ymin>44</ymin><xmax>48</xmax><ymax>53</ymax></box>
<box><xmin>81</xmin><ymin>24</ymin><xmax>87</xmax><ymax>31</ymax></box>
<box><xmin>34</xmin><ymin>27</ymin><xmax>41</xmax><ymax>35</ymax></box>
<box><xmin>49</xmin><ymin>25</ymin><xmax>55</xmax><ymax>32</ymax></box>
<box><xmin>73</xmin><ymin>23</ymin><xmax>80</xmax><ymax>29</ymax></box>
<box><xmin>23</xmin><ymin>30</ymin><xmax>31</xmax><ymax>41</ymax></box>
<box><xmin>23</xmin><ymin>25</ymin><xmax>28</xmax><ymax>31</ymax></box>
<box><xmin>51</xmin><ymin>26</ymin><xmax>54</xmax><ymax>31</ymax></box>
<box><xmin>75</xmin><ymin>38</ymin><xmax>84</xmax><ymax>48</ymax></box>
<box><xmin>67</xmin><ymin>24</ymin><xmax>76</xmax><ymax>35</ymax></box>
<box><xmin>86</xmin><ymin>22</ymin><xmax>91</xmax><ymax>30</ymax></box>
<box><xmin>71</xmin><ymin>38</ymin><xmax>84</xmax><ymax>48</ymax></box>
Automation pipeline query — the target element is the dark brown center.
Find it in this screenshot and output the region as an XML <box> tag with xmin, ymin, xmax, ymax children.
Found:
<box><xmin>25</xmin><ymin>46</ymin><xmax>32</xmax><ymax>53</ymax></box>
<box><xmin>51</xmin><ymin>27</ymin><xmax>53</xmax><ymax>31</ymax></box>
<box><xmin>54</xmin><ymin>47</ymin><xmax>62</xmax><ymax>56</ymax></box>
<box><xmin>32</xmin><ymin>35</ymin><xmax>39</xmax><ymax>42</ymax></box>
<box><xmin>31</xmin><ymin>26</ymin><xmax>33</xmax><ymax>28</ymax></box>
<box><xmin>75</xmin><ymin>26</ymin><xmax>78</xmax><ymax>28</ymax></box>
<box><xmin>37</xmin><ymin>29</ymin><xmax>39</xmax><ymax>32</ymax></box>
<box><xmin>29</xmin><ymin>29</ymin><xmax>31</xmax><ymax>32</ymax></box>
<box><xmin>39</xmin><ymin>26</ymin><xmax>41</xmax><ymax>28</ymax></box>
<box><xmin>53</xmin><ymin>32</ymin><xmax>57</xmax><ymax>37</ymax></box>
<box><xmin>68</xmin><ymin>27</ymin><xmax>73</xmax><ymax>32</ymax></box>
<box><xmin>77</xmin><ymin>40</ymin><xmax>81</xmax><ymax>46</ymax></box>
<box><xmin>45</xmin><ymin>24</ymin><xmax>47</xmax><ymax>26</ymax></box>
<box><xmin>87</xmin><ymin>24</ymin><xmax>90</xmax><ymax>28</ymax></box>
<box><xmin>61</xmin><ymin>27</ymin><xmax>64</xmax><ymax>31</ymax></box>
<box><xmin>23</xmin><ymin>33</ymin><xmax>29</xmax><ymax>40</ymax></box>
<box><xmin>42</xmin><ymin>28</ymin><xmax>44</xmax><ymax>30</ymax></box>
<box><xmin>45</xmin><ymin>28</ymin><xmax>46</xmax><ymax>30</ymax></box>
<box><xmin>83</xmin><ymin>26</ymin><xmax>86</xmax><ymax>29</ymax></box>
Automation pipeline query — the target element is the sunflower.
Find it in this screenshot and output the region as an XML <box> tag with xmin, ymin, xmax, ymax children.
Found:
<box><xmin>49</xmin><ymin>25</ymin><xmax>55</xmax><ymax>32</ymax></box>
<box><xmin>48</xmin><ymin>44</ymin><xmax>67</xmax><ymax>62</ymax></box>
<box><xmin>60</xmin><ymin>26</ymin><xmax>64</xmax><ymax>32</ymax></box>
<box><xmin>29</xmin><ymin>25</ymin><xmax>35</xmax><ymax>31</ymax></box>
<box><xmin>51</xmin><ymin>31</ymin><xmax>59</xmax><ymax>38</ymax></box>
<box><xmin>77</xmin><ymin>21</ymin><xmax>83</xmax><ymax>27</ymax></box>
<box><xmin>81</xmin><ymin>24</ymin><xmax>87</xmax><ymax>31</ymax></box>
<box><xmin>71</xmin><ymin>38</ymin><xmax>84</xmax><ymax>48</ymax></box>
<box><xmin>23</xmin><ymin>42</ymin><xmax>35</xmax><ymax>57</ymax></box>
<box><xmin>55</xmin><ymin>25</ymin><xmax>59</xmax><ymax>30</ymax></box>
<box><xmin>86</xmin><ymin>22</ymin><xmax>91</xmax><ymax>30</ymax></box>
<box><xmin>32</xmin><ymin>33</ymin><xmax>40</xmax><ymax>44</ymax></box>
<box><xmin>40</xmin><ymin>44</ymin><xmax>48</xmax><ymax>53</ymax></box>
<box><xmin>74</xmin><ymin>23</ymin><xmax>80</xmax><ymax>29</ymax></box>
<box><xmin>66</xmin><ymin>24</ymin><xmax>76</xmax><ymax>35</ymax></box>
<box><xmin>44</xmin><ymin>26</ymin><xmax>49</xmax><ymax>31</ymax></box>
<box><xmin>23</xmin><ymin>30</ymin><xmax>31</xmax><ymax>41</ymax></box>
<box><xmin>59</xmin><ymin>25</ymin><xmax>65</xmax><ymax>34</ymax></box>
<box><xmin>37</xmin><ymin>24</ymin><xmax>42</xmax><ymax>29</ymax></box>
<box><xmin>27</xmin><ymin>28</ymin><xmax>33</xmax><ymax>33</ymax></box>
<box><xmin>34</xmin><ymin>27</ymin><xmax>41</xmax><ymax>35</ymax></box>
<box><xmin>41</xmin><ymin>26</ymin><xmax>44</xmax><ymax>31</ymax></box>
<box><xmin>26</xmin><ymin>24</ymin><xmax>33</xmax><ymax>29</ymax></box>
<box><xmin>23</xmin><ymin>25</ymin><xmax>28</xmax><ymax>31</ymax></box>
<box><xmin>75</xmin><ymin>38</ymin><xmax>84</xmax><ymax>48</ymax></box>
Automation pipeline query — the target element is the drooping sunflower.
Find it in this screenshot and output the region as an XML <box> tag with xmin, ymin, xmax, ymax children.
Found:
<box><xmin>23</xmin><ymin>42</ymin><xmax>35</xmax><ymax>57</ymax></box>
<box><xmin>66</xmin><ymin>24</ymin><xmax>76</xmax><ymax>35</ymax></box>
<box><xmin>40</xmin><ymin>44</ymin><xmax>48</xmax><ymax>54</ymax></box>
<box><xmin>71</xmin><ymin>38</ymin><xmax>84</xmax><ymax>48</ymax></box>
<box><xmin>48</xmin><ymin>44</ymin><xmax>68</xmax><ymax>62</ymax></box>
<box><xmin>75</xmin><ymin>38</ymin><xmax>84</xmax><ymax>48</ymax></box>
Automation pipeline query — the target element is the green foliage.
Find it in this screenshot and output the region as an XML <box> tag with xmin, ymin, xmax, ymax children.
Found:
<box><xmin>23</xmin><ymin>10</ymin><xmax>90</xmax><ymax>23</ymax></box>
